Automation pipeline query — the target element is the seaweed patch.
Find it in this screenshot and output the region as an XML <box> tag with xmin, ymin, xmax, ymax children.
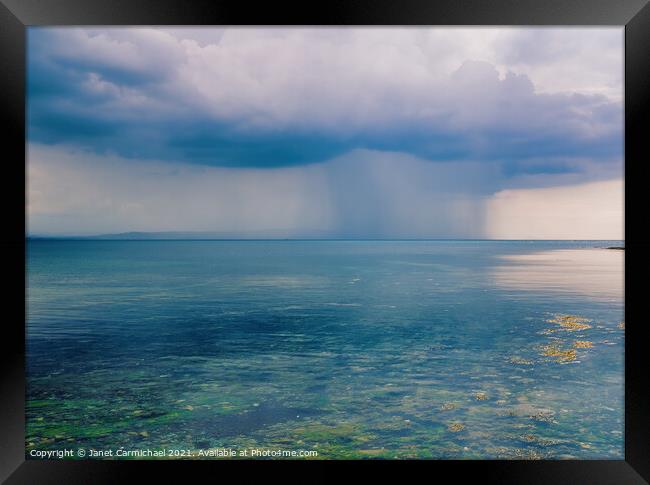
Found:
<box><xmin>547</xmin><ymin>315</ymin><xmax>592</xmax><ymax>331</ymax></box>
<box><xmin>573</xmin><ymin>341</ymin><xmax>593</xmax><ymax>349</ymax></box>
<box><xmin>540</xmin><ymin>344</ymin><xmax>577</xmax><ymax>363</ymax></box>
<box><xmin>448</xmin><ymin>422</ymin><xmax>465</xmax><ymax>432</ymax></box>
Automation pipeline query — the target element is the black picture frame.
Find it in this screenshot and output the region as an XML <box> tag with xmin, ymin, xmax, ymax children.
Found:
<box><xmin>1</xmin><ymin>0</ymin><xmax>648</xmax><ymax>482</ymax></box>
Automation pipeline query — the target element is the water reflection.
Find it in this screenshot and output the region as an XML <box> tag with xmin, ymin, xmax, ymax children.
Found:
<box><xmin>492</xmin><ymin>249</ymin><xmax>624</xmax><ymax>301</ymax></box>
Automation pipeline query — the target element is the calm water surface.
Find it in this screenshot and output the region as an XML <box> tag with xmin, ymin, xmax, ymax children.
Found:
<box><xmin>26</xmin><ymin>240</ymin><xmax>624</xmax><ymax>459</ymax></box>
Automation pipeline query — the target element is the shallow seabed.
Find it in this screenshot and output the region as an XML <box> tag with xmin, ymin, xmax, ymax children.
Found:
<box><xmin>26</xmin><ymin>240</ymin><xmax>624</xmax><ymax>459</ymax></box>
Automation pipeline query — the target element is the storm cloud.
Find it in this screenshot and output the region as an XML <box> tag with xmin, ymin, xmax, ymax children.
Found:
<box><xmin>28</xmin><ymin>28</ymin><xmax>622</xmax><ymax>169</ymax></box>
<box><xmin>27</xmin><ymin>27</ymin><xmax>624</xmax><ymax>238</ymax></box>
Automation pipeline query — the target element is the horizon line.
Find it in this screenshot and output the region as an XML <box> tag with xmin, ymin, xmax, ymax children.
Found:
<box><xmin>26</xmin><ymin>236</ymin><xmax>625</xmax><ymax>242</ymax></box>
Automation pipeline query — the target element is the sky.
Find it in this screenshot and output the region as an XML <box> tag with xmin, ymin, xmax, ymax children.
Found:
<box><xmin>27</xmin><ymin>27</ymin><xmax>624</xmax><ymax>239</ymax></box>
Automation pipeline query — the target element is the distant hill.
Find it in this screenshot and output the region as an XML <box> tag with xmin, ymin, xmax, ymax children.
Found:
<box><xmin>93</xmin><ymin>232</ymin><xmax>235</xmax><ymax>240</ymax></box>
<box><xmin>28</xmin><ymin>230</ymin><xmax>340</xmax><ymax>240</ymax></box>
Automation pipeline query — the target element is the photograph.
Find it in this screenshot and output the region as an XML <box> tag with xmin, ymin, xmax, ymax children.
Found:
<box><xmin>25</xmin><ymin>26</ymin><xmax>625</xmax><ymax>460</ymax></box>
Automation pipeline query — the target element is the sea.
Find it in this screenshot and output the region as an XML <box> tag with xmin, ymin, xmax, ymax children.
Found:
<box><xmin>26</xmin><ymin>240</ymin><xmax>625</xmax><ymax>459</ymax></box>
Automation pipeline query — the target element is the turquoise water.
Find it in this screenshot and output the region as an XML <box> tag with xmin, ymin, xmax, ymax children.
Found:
<box><xmin>26</xmin><ymin>240</ymin><xmax>624</xmax><ymax>459</ymax></box>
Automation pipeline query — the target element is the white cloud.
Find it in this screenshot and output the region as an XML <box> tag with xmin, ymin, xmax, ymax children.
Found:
<box><xmin>492</xmin><ymin>28</ymin><xmax>624</xmax><ymax>100</ymax></box>
<box><xmin>34</xmin><ymin>27</ymin><xmax>622</xmax><ymax>136</ymax></box>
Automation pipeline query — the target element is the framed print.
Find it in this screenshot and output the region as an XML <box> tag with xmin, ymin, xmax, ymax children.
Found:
<box><xmin>1</xmin><ymin>0</ymin><xmax>649</xmax><ymax>482</ymax></box>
